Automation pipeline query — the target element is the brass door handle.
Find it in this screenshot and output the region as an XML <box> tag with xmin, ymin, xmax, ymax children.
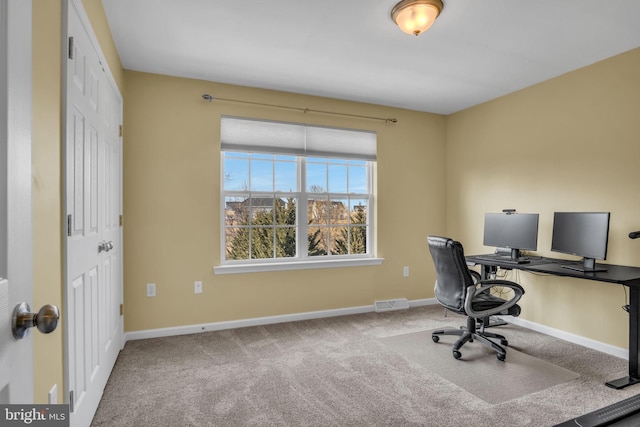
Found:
<box><xmin>12</xmin><ymin>303</ymin><xmax>60</xmax><ymax>339</ymax></box>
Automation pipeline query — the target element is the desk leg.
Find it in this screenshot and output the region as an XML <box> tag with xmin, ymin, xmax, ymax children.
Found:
<box><xmin>480</xmin><ymin>264</ymin><xmax>496</xmax><ymax>280</ymax></box>
<box><xmin>606</xmin><ymin>286</ymin><xmax>640</xmax><ymax>389</ymax></box>
<box><xmin>477</xmin><ymin>264</ymin><xmax>507</xmax><ymax>329</ymax></box>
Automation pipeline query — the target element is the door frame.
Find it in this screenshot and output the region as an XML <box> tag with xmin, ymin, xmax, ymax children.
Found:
<box><xmin>0</xmin><ymin>0</ymin><xmax>34</xmax><ymax>402</ymax></box>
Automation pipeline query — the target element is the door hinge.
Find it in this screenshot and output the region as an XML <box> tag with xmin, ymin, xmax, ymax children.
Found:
<box><xmin>68</xmin><ymin>37</ymin><xmax>74</xmax><ymax>60</ymax></box>
<box><xmin>67</xmin><ymin>214</ymin><xmax>72</xmax><ymax>237</ymax></box>
<box><xmin>120</xmin><ymin>304</ymin><xmax>124</xmax><ymax>316</ymax></box>
<box><xmin>69</xmin><ymin>390</ymin><xmax>74</xmax><ymax>413</ymax></box>
<box><xmin>119</xmin><ymin>214</ymin><xmax>123</xmax><ymax>227</ymax></box>
<box><xmin>119</xmin><ymin>124</ymin><xmax>123</xmax><ymax>137</ymax></box>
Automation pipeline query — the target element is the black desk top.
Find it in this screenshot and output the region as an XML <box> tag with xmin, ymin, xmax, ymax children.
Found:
<box><xmin>467</xmin><ymin>255</ymin><xmax>640</xmax><ymax>286</ymax></box>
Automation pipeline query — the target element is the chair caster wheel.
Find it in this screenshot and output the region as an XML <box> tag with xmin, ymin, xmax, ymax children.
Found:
<box><xmin>432</xmin><ymin>335</ymin><xmax>440</xmax><ymax>343</ymax></box>
<box><xmin>453</xmin><ymin>350</ymin><xmax>462</xmax><ymax>359</ymax></box>
<box><xmin>501</xmin><ymin>339</ymin><xmax>509</xmax><ymax>346</ymax></box>
<box><xmin>497</xmin><ymin>353</ymin><xmax>506</xmax><ymax>362</ymax></box>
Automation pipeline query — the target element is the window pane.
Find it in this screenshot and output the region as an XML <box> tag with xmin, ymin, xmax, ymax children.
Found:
<box><xmin>328</xmin><ymin>164</ymin><xmax>347</xmax><ymax>193</ymax></box>
<box><xmin>350</xmin><ymin>199</ymin><xmax>368</xmax><ymax>225</ymax></box>
<box><xmin>348</xmin><ymin>164</ymin><xmax>367</xmax><ymax>193</ymax></box>
<box><xmin>251</xmin><ymin>199</ymin><xmax>275</xmax><ymax>225</ymax></box>
<box><xmin>275</xmin><ymin>198</ymin><xmax>296</xmax><ymax>226</ymax></box>
<box><xmin>306</xmin><ymin>161</ymin><xmax>326</xmax><ymax>192</ymax></box>
<box><xmin>252</xmin><ymin>153</ymin><xmax>273</xmax><ymax>160</ymax></box>
<box><xmin>250</xmin><ymin>158</ymin><xmax>273</xmax><ymax>191</ymax></box>
<box><xmin>329</xmin><ymin>199</ymin><xmax>348</xmax><ymax>224</ymax></box>
<box><xmin>308</xmin><ymin>226</ymin><xmax>328</xmax><ymax>256</ymax></box>
<box><xmin>308</xmin><ymin>197</ymin><xmax>329</xmax><ymax>225</ymax></box>
<box><xmin>224</xmin><ymin>157</ymin><xmax>248</xmax><ymax>191</ymax></box>
<box><xmin>331</xmin><ymin>226</ymin><xmax>348</xmax><ymax>255</ymax></box>
<box><xmin>275</xmin><ymin>160</ymin><xmax>297</xmax><ymax>192</ymax></box>
<box><xmin>251</xmin><ymin>228</ymin><xmax>274</xmax><ymax>259</ymax></box>
<box><xmin>350</xmin><ymin>226</ymin><xmax>367</xmax><ymax>254</ymax></box>
<box><xmin>225</xmin><ymin>197</ymin><xmax>249</xmax><ymax>225</ymax></box>
<box><xmin>275</xmin><ymin>227</ymin><xmax>296</xmax><ymax>258</ymax></box>
<box><xmin>225</xmin><ymin>227</ymin><xmax>250</xmax><ymax>260</ymax></box>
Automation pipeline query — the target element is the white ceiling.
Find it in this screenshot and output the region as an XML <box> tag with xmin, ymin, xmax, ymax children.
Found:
<box><xmin>102</xmin><ymin>0</ymin><xmax>640</xmax><ymax>115</ymax></box>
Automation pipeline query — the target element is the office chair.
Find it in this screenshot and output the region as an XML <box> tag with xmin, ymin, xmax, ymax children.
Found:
<box><xmin>427</xmin><ymin>235</ymin><xmax>525</xmax><ymax>361</ymax></box>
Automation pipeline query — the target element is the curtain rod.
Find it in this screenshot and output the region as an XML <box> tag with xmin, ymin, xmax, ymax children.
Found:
<box><xmin>201</xmin><ymin>94</ymin><xmax>398</xmax><ymax>124</ymax></box>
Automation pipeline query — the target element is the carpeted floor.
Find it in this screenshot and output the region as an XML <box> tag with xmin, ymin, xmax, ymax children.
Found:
<box><xmin>91</xmin><ymin>305</ymin><xmax>635</xmax><ymax>426</ymax></box>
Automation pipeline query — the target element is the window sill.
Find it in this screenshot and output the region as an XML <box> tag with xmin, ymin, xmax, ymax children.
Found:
<box><xmin>214</xmin><ymin>257</ymin><xmax>384</xmax><ymax>275</ymax></box>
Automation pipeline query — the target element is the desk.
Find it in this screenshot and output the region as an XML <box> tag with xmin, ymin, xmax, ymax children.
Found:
<box><xmin>467</xmin><ymin>255</ymin><xmax>640</xmax><ymax>390</ymax></box>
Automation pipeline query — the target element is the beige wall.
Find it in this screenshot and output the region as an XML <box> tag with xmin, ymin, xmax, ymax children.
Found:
<box><xmin>122</xmin><ymin>71</ymin><xmax>446</xmax><ymax>331</ymax></box>
<box><xmin>32</xmin><ymin>0</ymin><xmax>64</xmax><ymax>406</ymax></box>
<box><xmin>446</xmin><ymin>47</ymin><xmax>640</xmax><ymax>348</ymax></box>
<box><xmin>31</xmin><ymin>0</ymin><xmax>123</xmax><ymax>404</ymax></box>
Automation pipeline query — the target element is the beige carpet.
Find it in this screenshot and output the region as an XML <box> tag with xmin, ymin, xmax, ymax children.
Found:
<box><xmin>92</xmin><ymin>306</ymin><xmax>635</xmax><ymax>426</ymax></box>
<box><xmin>380</xmin><ymin>329</ymin><xmax>580</xmax><ymax>404</ymax></box>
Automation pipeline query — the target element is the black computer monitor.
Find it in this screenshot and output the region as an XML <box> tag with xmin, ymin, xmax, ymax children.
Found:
<box><xmin>551</xmin><ymin>212</ymin><xmax>611</xmax><ymax>272</ymax></box>
<box><xmin>483</xmin><ymin>213</ymin><xmax>539</xmax><ymax>260</ymax></box>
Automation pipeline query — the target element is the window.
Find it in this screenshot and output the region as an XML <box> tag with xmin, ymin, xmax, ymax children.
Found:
<box><xmin>219</xmin><ymin>116</ymin><xmax>378</xmax><ymax>271</ymax></box>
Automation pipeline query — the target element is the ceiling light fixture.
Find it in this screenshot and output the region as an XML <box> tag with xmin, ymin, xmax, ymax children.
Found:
<box><xmin>391</xmin><ymin>0</ymin><xmax>443</xmax><ymax>36</ymax></box>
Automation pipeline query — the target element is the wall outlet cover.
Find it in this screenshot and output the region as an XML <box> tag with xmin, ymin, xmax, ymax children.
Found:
<box><xmin>147</xmin><ymin>283</ymin><xmax>156</xmax><ymax>297</ymax></box>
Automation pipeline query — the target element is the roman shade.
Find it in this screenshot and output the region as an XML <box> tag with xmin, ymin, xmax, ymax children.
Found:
<box><xmin>220</xmin><ymin>116</ymin><xmax>377</xmax><ymax>161</ymax></box>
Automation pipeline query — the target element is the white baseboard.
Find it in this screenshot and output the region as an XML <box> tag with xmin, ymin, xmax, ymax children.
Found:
<box><xmin>409</xmin><ymin>298</ymin><xmax>438</xmax><ymax>307</ymax></box>
<box><xmin>509</xmin><ymin>316</ymin><xmax>628</xmax><ymax>360</ymax></box>
<box><xmin>124</xmin><ymin>304</ymin><xmax>368</xmax><ymax>341</ymax></box>
<box><xmin>124</xmin><ymin>297</ymin><xmax>627</xmax><ymax>362</ymax></box>
<box><xmin>125</xmin><ymin>298</ymin><xmax>439</xmax><ymax>342</ymax></box>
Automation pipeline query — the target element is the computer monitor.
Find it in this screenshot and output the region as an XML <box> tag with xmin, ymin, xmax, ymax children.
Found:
<box><xmin>551</xmin><ymin>212</ymin><xmax>611</xmax><ymax>273</ymax></box>
<box><xmin>483</xmin><ymin>213</ymin><xmax>539</xmax><ymax>260</ymax></box>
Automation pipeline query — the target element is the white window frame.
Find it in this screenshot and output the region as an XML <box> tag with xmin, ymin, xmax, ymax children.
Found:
<box><xmin>214</xmin><ymin>117</ymin><xmax>383</xmax><ymax>274</ymax></box>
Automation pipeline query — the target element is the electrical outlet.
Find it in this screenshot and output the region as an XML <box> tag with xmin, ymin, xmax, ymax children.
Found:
<box><xmin>48</xmin><ymin>384</ymin><xmax>57</xmax><ymax>404</ymax></box>
<box><xmin>403</xmin><ymin>266</ymin><xmax>409</xmax><ymax>277</ymax></box>
<box><xmin>146</xmin><ymin>283</ymin><xmax>156</xmax><ymax>297</ymax></box>
<box><xmin>194</xmin><ymin>281</ymin><xmax>203</xmax><ymax>294</ymax></box>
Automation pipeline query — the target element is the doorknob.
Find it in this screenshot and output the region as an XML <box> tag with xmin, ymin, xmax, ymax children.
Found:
<box><xmin>98</xmin><ymin>241</ymin><xmax>114</xmax><ymax>253</ymax></box>
<box><xmin>12</xmin><ymin>303</ymin><xmax>60</xmax><ymax>339</ymax></box>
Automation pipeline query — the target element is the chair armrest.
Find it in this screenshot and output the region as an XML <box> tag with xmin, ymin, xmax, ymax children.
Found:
<box><xmin>477</xmin><ymin>279</ymin><xmax>525</xmax><ymax>295</ymax></box>
<box><xmin>464</xmin><ymin>280</ymin><xmax>525</xmax><ymax>318</ymax></box>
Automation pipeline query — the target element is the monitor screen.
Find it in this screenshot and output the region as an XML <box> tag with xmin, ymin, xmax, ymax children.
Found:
<box><xmin>551</xmin><ymin>212</ymin><xmax>611</xmax><ymax>272</ymax></box>
<box><xmin>483</xmin><ymin>213</ymin><xmax>539</xmax><ymax>256</ymax></box>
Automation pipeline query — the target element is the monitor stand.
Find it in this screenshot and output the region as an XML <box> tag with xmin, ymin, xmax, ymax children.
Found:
<box><xmin>561</xmin><ymin>257</ymin><xmax>607</xmax><ymax>273</ymax></box>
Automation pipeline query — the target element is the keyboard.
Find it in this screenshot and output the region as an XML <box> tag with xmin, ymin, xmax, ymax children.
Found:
<box><xmin>556</xmin><ymin>393</ymin><xmax>640</xmax><ymax>426</ymax></box>
<box><xmin>473</xmin><ymin>255</ymin><xmax>531</xmax><ymax>265</ymax></box>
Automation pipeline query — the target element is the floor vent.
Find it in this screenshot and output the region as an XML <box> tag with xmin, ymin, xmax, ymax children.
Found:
<box><xmin>374</xmin><ymin>298</ymin><xmax>410</xmax><ymax>312</ymax></box>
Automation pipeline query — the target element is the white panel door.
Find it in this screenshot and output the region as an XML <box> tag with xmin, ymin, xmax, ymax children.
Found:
<box><xmin>0</xmin><ymin>0</ymin><xmax>34</xmax><ymax>404</ymax></box>
<box><xmin>64</xmin><ymin>0</ymin><xmax>122</xmax><ymax>425</ymax></box>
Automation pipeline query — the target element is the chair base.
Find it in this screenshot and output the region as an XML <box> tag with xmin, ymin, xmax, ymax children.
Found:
<box><xmin>432</xmin><ymin>316</ymin><xmax>508</xmax><ymax>361</ymax></box>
